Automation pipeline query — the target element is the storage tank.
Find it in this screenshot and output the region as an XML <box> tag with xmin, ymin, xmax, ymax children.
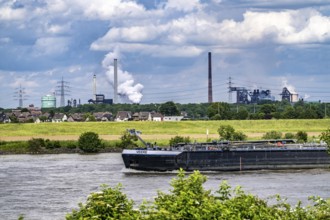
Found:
<box><xmin>41</xmin><ymin>95</ymin><xmax>56</xmax><ymax>108</ymax></box>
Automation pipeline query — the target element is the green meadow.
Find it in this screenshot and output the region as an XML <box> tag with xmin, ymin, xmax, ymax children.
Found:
<box><xmin>1</xmin><ymin>119</ymin><xmax>329</xmax><ymax>137</ymax></box>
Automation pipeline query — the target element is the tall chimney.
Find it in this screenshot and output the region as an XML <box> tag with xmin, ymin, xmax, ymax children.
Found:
<box><xmin>93</xmin><ymin>74</ymin><xmax>96</xmax><ymax>101</ymax></box>
<box><xmin>208</xmin><ymin>52</ymin><xmax>213</xmax><ymax>103</ymax></box>
<box><xmin>114</xmin><ymin>59</ymin><xmax>118</xmax><ymax>103</ymax></box>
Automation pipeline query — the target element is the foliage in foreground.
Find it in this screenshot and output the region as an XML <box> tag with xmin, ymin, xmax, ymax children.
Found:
<box><xmin>320</xmin><ymin>128</ymin><xmax>330</xmax><ymax>153</ymax></box>
<box><xmin>218</xmin><ymin>125</ymin><xmax>247</xmax><ymax>141</ymax></box>
<box><xmin>66</xmin><ymin>170</ymin><xmax>330</xmax><ymax>220</ymax></box>
<box><xmin>117</xmin><ymin>130</ymin><xmax>139</xmax><ymax>149</ymax></box>
<box><xmin>169</xmin><ymin>135</ymin><xmax>191</xmax><ymax>146</ymax></box>
<box><xmin>78</xmin><ymin>132</ymin><xmax>103</xmax><ymax>153</ymax></box>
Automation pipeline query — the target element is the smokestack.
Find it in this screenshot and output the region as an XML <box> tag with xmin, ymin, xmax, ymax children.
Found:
<box><xmin>208</xmin><ymin>52</ymin><xmax>213</xmax><ymax>103</ymax></box>
<box><xmin>114</xmin><ymin>59</ymin><xmax>118</xmax><ymax>103</ymax></box>
<box><xmin>93</xmin><ymin>74</ymin><xmax>96</xmax><ymax>101</ymax></box>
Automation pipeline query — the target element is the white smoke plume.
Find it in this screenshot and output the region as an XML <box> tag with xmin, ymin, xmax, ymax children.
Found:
<box><xmin>282</xmin><ymin>79</ymin><xmax>297</xmax><ymax>94</ymax></box>
<box><xmin>102</xmin><ymin>51</ymin><xmax>144</xmax><ymax>103</ymax></box>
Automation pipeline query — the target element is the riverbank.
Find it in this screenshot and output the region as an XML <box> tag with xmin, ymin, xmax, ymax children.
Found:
<box><xmin>1</xmin><ymin>119</ymin><xmax>328</xmax><ymax>138</ymax></box>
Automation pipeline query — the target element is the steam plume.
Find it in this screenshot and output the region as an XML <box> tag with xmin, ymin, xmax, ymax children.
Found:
<box><xmin>282</xmin><ymin>79</ymin><xmax>297</xmax><ymax>94</ymax></box>
<box><xmin>102</xmin><ymin>51</ymin><xmax>144</xmax><ymax>103</ymax></box>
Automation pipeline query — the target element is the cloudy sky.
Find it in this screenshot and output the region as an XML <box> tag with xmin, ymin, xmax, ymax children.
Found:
<box><xmin>1</xmin><ymin>0</ymin><xmax>330</xmax><ymax>108</ymax></box>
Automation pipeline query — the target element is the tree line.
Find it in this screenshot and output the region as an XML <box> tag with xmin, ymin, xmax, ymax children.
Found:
<box><xmin>3</xmin><ymin>99</ymin><xmax>329</xmax><ymax>120</ymax></box>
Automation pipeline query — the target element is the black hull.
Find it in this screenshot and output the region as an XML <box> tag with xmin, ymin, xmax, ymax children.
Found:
<box><xmin>122</xmin><ymin>148</ymin><xmax>330</xmax><ymax>171</ymax></box>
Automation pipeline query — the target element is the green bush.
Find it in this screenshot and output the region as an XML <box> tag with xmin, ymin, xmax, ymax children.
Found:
<box><xmin>320</xmin><ymin>129</ymin><xmax>330</xmax><ymax>153</ymax></box>
<box><xmin>284</xmin><ymin>133</ymin><xmax>295</xmax><ymax>139</ymax></box>
<box><xmin>169</xmin><ymin>135</ymin><xmax>191</xmax><ymax>146</ymax></box>
<box><xmin>295</xmin><ymin>131</ymin><xmax>308</xmax><ymax>143</ymax></box>
<box><xmin>118</xmin><ymin>131</ymin><xmax>138</xmax><ymax>149</ymax></box>
<box><xmin>61</xmin><ymin>141</ymin><xmax>77</xmax><ymax>149</ymax></box>
<box><xmin>27</xmin><ymin>138</ymin><xmax>45</xmax><ymax>153</ymax></box>
<box><xmin>232</xmin><ymin>131</ymin><xmax>247</xmax><ymax>141</ymax></box>
<box><xmin>218</xmin><ymin>125</ymin><xmax>247</xmax><ymax>141</ymax></box>
<box><xmin>67</xmin><ymin>170</ymin><xmax>330</xmax><ymax>220</ymax></box>
<box><xmin>78</xmin><ymin>132</ymin><xmax>103</xmax><ymax>153</ymax></box>
<box><xmin>66</xmin><ymin>184</ymin><xmax>138</xmax><ymax>220</ymax></box>
<box><xmin>262</xmin><ymin>131</ymin><xmax>282</xmax><ymax>139</ymax></box>
<box><xmin>45</xmin><ymin>139</ymin><xmax>61</xmax><ymax>149</ymax></box>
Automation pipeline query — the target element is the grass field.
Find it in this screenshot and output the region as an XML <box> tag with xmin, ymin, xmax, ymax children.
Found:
<box><xmin>0</xmin><ymin>119</ymin><xmax>329</xmax><ymax>143</ymax></box>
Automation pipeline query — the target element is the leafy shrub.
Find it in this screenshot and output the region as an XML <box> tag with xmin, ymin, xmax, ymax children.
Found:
<box><xmin>67</xmin><ymin>170</ymin><xmax>330</xmax><ymax>220</ymax></box>
<box><xmin>218</xmin><ymin>125</ymin><xmax>247</xmax><ymax>141</ymax></box>
<box><xmin>232</xmin><ymin>131</ymin><xmax>247</xmax><ymax>141</ymax></box>
<box><xmin>66</xmin><ymin>184</ymin><xmax>137</xmax><ymax>220</ymax></box>
<box><xmin>169</xmin><ymin>136</ymin><xmax>191</xmax><ymax>146</ymax></box>
<box><xmin>78</xmin><ymin>132</ymin><xmax>103</xmax><ymax>153</ymax></box>
<box><xmin>320</xmin><ymin>129</ymin><xmax>330</xmax><ymax>153</ymax></box>
<box><xmin>262</xmin><ymin>131</ymin><xmax>282</xmax><ymax>139</ymax></box>
<box><xmin>284</xmin><ymin>133</ymin><xmax>295</xmax><ymax>139</ymax></box>
<box><xmin>61</xmin><ymin>141</ymin><xmax>77</xmax><ymax>149</ymax></box>
<box><xmin>27</xmin><ymin>138</ymin><xmax>45</xmax><ymax>153</ymax></box>
<box><xmin>118</xmin><ymin>131</ymin><xmax>138</xmax><ymax>149</ymax></box>
<box><xmin>295</xmin><ymin>131</ymin><xmax>308</xmax><ymax>143</ymax></box>
<box><xmin>45</xmin><ymin>139</ymin><xmax>61</xmax><ymax>149</ymax></box>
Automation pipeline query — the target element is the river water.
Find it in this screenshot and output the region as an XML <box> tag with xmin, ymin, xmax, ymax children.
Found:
<box><xmin>0</xmin><ymin>153</ymin><xmax>329</xmax><ymax>220</ymax></box>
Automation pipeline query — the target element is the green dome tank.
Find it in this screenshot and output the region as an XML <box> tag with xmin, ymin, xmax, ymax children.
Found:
<box><xmin>41</xmin><ymin>95</ymin><xmax>56</xmax><ymax>108</ymax></box>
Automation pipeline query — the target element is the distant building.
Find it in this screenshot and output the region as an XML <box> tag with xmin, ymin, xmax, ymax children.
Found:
<box><xmin>281</xmin><ymin>87</ymin><xmax>299</xmax><ymax>103</ymax></box>
<box><xmin>115</xmin><ymin>111</ymin><xmax>132</xmax><ymax>121</ymax></box>
<box><xmin>151</xmin><ymin>112</ymin><xmax>163</xmax><ymax>121</ymax></box>
<box><xmin>52</xmin><ymin>113</ymin><xmax>68</xmax><ymax>123</ymax></box>
<box><xmin>88</xmin><ymin>94</ymin><xmax>113</xmax><ymax>104</ymax></box>
<box><xmin>163</xmin><ymin>116</ymin><xmax>184</xmax><ymax>121</ymax></box>
<box><xmin>250</xmin><ymin>89</ymin><xmax>275</xmax><ymax>103</ymax></box>
<box><xmin>41</xmin><ymin>94</ymin><xmax>56</xmax><ymax>108</ymax></box>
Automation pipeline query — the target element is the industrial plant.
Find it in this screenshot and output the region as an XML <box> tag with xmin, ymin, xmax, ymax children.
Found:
<box><xmin>11</xmin><ymin>53</ymin><xmax>303</xmax><ymax>109</ymax></box>
<box><xmin>228</xmin><ymin>84</ymin><xmax>299</xmax><ymax>104</ymax></box>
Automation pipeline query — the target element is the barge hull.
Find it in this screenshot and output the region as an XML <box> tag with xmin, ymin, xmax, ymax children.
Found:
<box><xmin>122</xmin><ymin>148</ymin><xmax>330</xmax><ymax>171</ymax></box>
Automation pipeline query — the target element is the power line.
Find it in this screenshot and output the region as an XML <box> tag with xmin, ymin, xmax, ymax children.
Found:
<box><xmin>56</xmin><ymin>77</ymin><xmax>70</xmax><ymax>107</ymax></box>
<box><xmin>13</xmin><ymin>84</ymin><xmax>28</xmax><ymax>108</ymax></box>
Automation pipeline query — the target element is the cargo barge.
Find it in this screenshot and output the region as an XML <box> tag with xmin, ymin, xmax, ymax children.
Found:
<box><xmin>122</xmin><ymin>130</ymin><xmax>330</xmax><ymax>171</ymax></box>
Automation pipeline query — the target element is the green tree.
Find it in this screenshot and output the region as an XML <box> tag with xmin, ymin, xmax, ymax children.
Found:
<box><xmin>207</xmin><ymin>102</ymin><xmax>232</xmax><ymax>120</ymax></box>
<box><xmin>284</xmin><ymin>133</ymin><xmax>295</xmax><ymax>139</ymax></box>
<box><xmin>282</xmin><ymin>106</ymin><xmax>297</xmax><ymax>119</ymax></box>
<box><xmin>9</xmin><ymin>115</ymin><xmax>18</xmax><ymax>123</ymax></box>
<box><xmin>148</xmin><ymin>170</ymin><xmax>213</xmax><ymax>219</ymax></box>
<box><xmin>169</xmin><ymin>136</ymin><xmax>191</xmax><ymax>146</ymax></box>
<box><xmin>295</xmin><ymin>131</ymin><xmax>308</xmax><ymax>143</ymax></box>
<box><xmin>262</xmin><ymin>131</ymin><xmax>282</xmax><ymax>139</ymax></box>
<box><xmin>218</xmin><ymin>125</ymin><xmax>235</xmax><ymax>140</ymax></box>
<box><xmin>320</xmin><ymin>128</ymin><xmax>330</xmax><ymax>153</ymax></box>
<box><xmin>259</xmin><ymin>104</ymin><xmax>276</xmax><ymax>119</ymax></box>
<box><xmin>78</xmin><ymin>132</ymin><xmax>103</xmax><ymax>153</ymax></box>
<box><xmin>218</xmin><ymin>125</ymin><xmax>247</xmax><ymax>141</ymax></box>
<box><xmin>66</xmin><ymin>184</ymin><xmax>138</xmax><ymax>220</ymax></box>
<box><xmin>27</xmin><ymin>138</ymin><xmax>45</xmax><ymax>153</ymax></box>
<box><xmin>83</xmin><ymin>113</ymin><xmax>96</xmax><ymax>121</ymax></box>
<box><xmin>159</xmin><ymin>101</ymin><xmax>180</xmax><ymax>116</ymax></box>
<box><xmin>234</xmin><ymin>107</ymin><xmax>249</xmax><ymax>120</ymax></box>
<box><xmin>232</xmin><ymin>131</ymin><xmax>247</xmax><ymax>141</ymax></box>
<box><xmin>118</xmin><ymin>131</ymin><xmax>138</xmax><ymax>149</ymax></box>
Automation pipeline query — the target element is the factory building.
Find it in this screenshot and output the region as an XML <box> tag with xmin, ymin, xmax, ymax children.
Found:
<box><xmin>281</xmin><ymin>87</ymin><xmax>299</xmax><ymax>103</ymax></box>
<box><xmin>88</xmin><ymin>74</ymin><xmax>113</xmax><ymax>105</ymax></box>
<box><xmin>88</xmin><ymin>94</ymin><xmax>113</xmax><ymax>104</ymax></box>
<box><xmin>250</xmin><ymin>89</ymin><xmax>275</xmax><ymax>103</ymax></box>
<box><xmin>41</xmin><ymin>94</ymin><xmax>56</xmax><ymax>108</ymax></box>
<box><xmin>229</xmin><ymin>87</ymin><xmax>275</xmax><ymax>104</ymax></box>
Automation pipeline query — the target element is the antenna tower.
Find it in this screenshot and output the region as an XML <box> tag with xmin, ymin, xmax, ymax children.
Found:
<box><xmin>228</xmin><ymin>77</ymin><xmax>233</xmax><ymax>103</ymax></box>
<box><xmin>14</xmin><ymin>84</ymin><xmax>27</xmax><ymax>108</ymax></box>
<box><xmin>56</xmin><ymin>77</ymin><xmax>70</xmax><ymax>107</ymax></box>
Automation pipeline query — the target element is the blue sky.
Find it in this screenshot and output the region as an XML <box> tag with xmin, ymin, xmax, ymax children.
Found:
<box><xmin>1</xmin><ymin>0</ymin><xmax>330</xmax><ymax>108</ymax></box>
